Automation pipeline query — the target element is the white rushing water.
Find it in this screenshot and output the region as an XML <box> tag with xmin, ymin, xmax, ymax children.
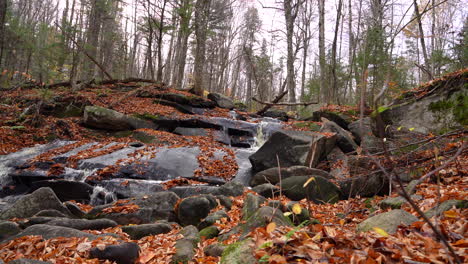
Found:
<box><xmin>90</xmin><ymin>186</ymin><xmax>116</xmax><ymax>205</ymax></box>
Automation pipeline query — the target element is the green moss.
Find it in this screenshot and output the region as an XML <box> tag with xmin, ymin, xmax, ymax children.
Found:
<box><xmin>113</xmin><ymin>130</ymin><xmax>133</xmax><ymax>138</ymax></box>
<box><xmin>133</xmin><ymin>113</ymin><xmax>160</xmax><ymax>121</ymax></box>
<box><xmin>199</xmin><ymin>226</ymin><xmax>219</xmax><ymax>239</ymax></box>
<box><xmin>428</xmin><ymin>91</ymin><xmax>468</xmax><ymax>129</ymax></box>
<box><xmin>293</xmin><ymin>122</ymin><xmax>321</xmax><ymax>131</ymax></box>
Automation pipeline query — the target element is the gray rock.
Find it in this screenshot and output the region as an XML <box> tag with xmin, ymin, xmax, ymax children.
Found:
<box><xmin>3</xmin><ymin>224</ymin><xmax>98</xmax><ymax>243</ymax></box>
<box><xmin>30</xmin><ymin>180</ymin><xmax>94</xmax><ymax>202</ymax></box>
<box><xmin>0</xmin><ymin>187</ymin><xmax>71</xmax><ymax>220</ymax></box>
<box><xmin>0</xmin><ymin>221</ymin><xmax>21</xmax><ymax>241</ymax></box>
<box><xmin>122</xmin><ymin>222</ymin><xmax>172</xmax><ymax>240</ymax></box>
<box><xmin>280</xmin><ymin>176</ymin><xmax>341</xmax><ymax>203</ymax></box>
<box><xmin>252</xmin><ymin>183</ymin><xmax>279</xmax><ymax>198</ymax></box>
<box><xmin>220</xmin><ymin>239</ymin><xmax>256</xmax><ymax>264</ymax></box>
<box><xmin>177</xmin><ymin>196</ymin><xmax>216</xmax><ymax>226</ymax></box>
<box><xmin>320</xmin><ymin>118</ymin><xmax>358</xmax><ymax>153</ymax></box>
<box><xmin>208</xmin><ymin>93</ymin><xmax>235</xmax><ymax>109</ymax></box>
<box><xmin>249</xmin><ymin>130</ymin><xmax>336</xmax><ymax>173</ymax></box>
<box><xmin>171</xmin><ymin>226</ymin><xmax>201</xmax><ymax>264</ymax></box>
<box><xmin>424</xmin><ymin>200</ymin><xmax>467</xmax><ymax>219</ymax></box>
<box><xmin>174</xmin><ymin>127</ymin><xmax>208</xmax><ymax>136</ymax></box>
<box><xmin>199</xmin><ymin>210</ymin><xmax>229</xmax><ymax>230</ymax></box>
<box><xmin>33</xmin><ymin>209</ymin><xmax>68</xmax><ymax>218</ymax></box>
<box><xmin>357</xmin><ymin>209</ymin><xmax>418</xmax><ymax>234</ymax></box>
<box><xmin>326</xmin><ymin>147</ymin><xmax>350</xmax><ymax>180</ymax></box>
<box><xmin>83</xmin><ymin>106</ymin><xmax>155</xmax><ymax>131</ymax></box>
<box><xmin>262</xmin><ymin>110</ymin><xmax>289</xmax><ymax>121</ymax></box>
<box><xmin>45</xmin><ymin>218</ymin><xmax>117</xmax><ymax>230</ymax></box>
<box><xmin>219</xmin><ymin>182</ymin><xmax>245</xmax><ymax>197</ymax></box>
<box><xmin>250</xmin><ymin>165</ymin><xmax>333</xmax><ymax>186</ymax></box>
<box><xmin>199</xmin><ymin>226</ymin><xmax>220</xmax><ymax>239</ymax></box>
<box><xmin>64</xmin><ymin>201</ymin><xmax>86</xmax><ymax>218</ymax></box>
<box><xmin>241</xmin><ymin>206</ymin><xmax>292</xmax><ymax>236</ymax></box>
<box><xmin>169</xmin><ymin>185</ymin><xmax>220</xmax><ymax>198</ymax></box>
<box><xmin>9</xmin><ymin>259</ymin><xmax>52</xmax><ymax>264</ymax></box>
<box><xmin>242</xmin><ymin>193</ymin><xmax>266</xmax><ymax>220</ymax></box>
<box><xmin>216</xmin><ymin>195</ymin><xmax>232</xmax><ymax>210</ymax></box>
<box><xmin>204</xmin><ymin>243</ymin><xmax>226</xmax><ymax>257</ymax></box>
<box><xmin>339</xmin><ymin>174</ymin><xmax>389</xmax><ymax>198</ymax></box>
<box><xmin>90</xmin><ymin>242</ymin><xmax>140</xmax><ymax>264</ymax></box>
<box><xmin>380</xmin><ymin>195</ymin><xmax>422</xmax><ymax>209</ymax></box>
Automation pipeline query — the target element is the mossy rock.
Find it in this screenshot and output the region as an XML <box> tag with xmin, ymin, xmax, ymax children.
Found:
<box><xmin>199</xmin><ymin>226</ymin><xmax>220</xmax><ymax>239</ymax></box>
<box><xmin>220</xmin><ymin>239</ymin><xmax>256</xmax><ymax>264</ymax></box>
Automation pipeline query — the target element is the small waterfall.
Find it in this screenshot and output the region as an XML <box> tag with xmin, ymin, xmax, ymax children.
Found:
<box><xmin>64</xmin><ymin>168</ymin><xmax>97</xmax><ymax>182</ymax></box>
<box><xmin>253</xmin><ymin>124</ymin><xmax>265</xmax><ymax>149</ymax></box>
<box><xmin>90</xmin><ymin>186</ymin><xmax>116</xmax><ymax>205</ymax></box>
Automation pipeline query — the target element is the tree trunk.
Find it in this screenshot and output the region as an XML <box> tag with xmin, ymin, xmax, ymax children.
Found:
<box><xmin>84</xmin><ymin>0</ymin><xmax>105</xmax><ymax>80</ymax></box>
<box><xmin>193</xmin><ymin>0</ymin><xmax>211</xmax><ymax>96</ymax></box>
<box><xmin>413</xmin><ymin>0</ymin><xmax>432</xmax><ymax>80</ymax></box>
<box><xmin>156</xmin><ymin>0</ymin><xmax>167</xmax><ymax>82</ymax></box>
<box><xmin>0</xmin><ymin>0</ymin><xmax>7</xmax><ymax>68</ymax></box>
<box><xmin>318</xmin><ymin>0</ymin><xmax>327</xmax><ymax>103</ymax></box>
<box><xmin>329</xmin><ymin>0</ymin><xmax>343</xmax><ymax>104</ymax></box>
<box><xmin>284</xmin><ymin>0</ymin><xmax>297</xmax><ymax>105</ymax></box>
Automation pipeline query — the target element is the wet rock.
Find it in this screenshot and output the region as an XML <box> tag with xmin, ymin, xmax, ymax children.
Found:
<box><xmin>339</xmin><ymin>173</ymin><xmax>389</xmax><ymax>198</ymax></box>
<box><xmin>177</xmin><ymin>196</ymin><xmax>217</xmax><ymax>226</ymax></box>
<box><xmin>219</xmin><ymin>182</ymin><xmax>245</xmax><ymax>197</ymax></box>
<box><xmin>90</xmin><ymin>242</ymin><xmax>140</xmax><ymax>264</ymax></box>
<box><xmin>320</xmin><ymin>118</ymin><xmax>358</xmax><ymax>153</ymax></box>
<box><xmin>208</xmin><ymin>93</ymin><xmax>234</xmax><ymax>109</ymax></box>
<box><xmin>250</xmin><ymin>166</ymin><xmax>332</xmax><ymax>186</ymax></box>
<box><xmin>0</xmin><ymin>221</ymin><xmax>21</xmax><ymax>241</ymax></box>
<box><xmin>83</xmin><ymin>106</ymin><xmax>156</xmax><ymax>131</ymax></box>
<box><xmin>45</xmin><ymin>218</ymin><xmax>117</xmax><ymax>230</ymax></box>
<box><xmin>0</xmin><ymin>187</ymin><xmax>71</xmax><ymax>220</ymax></box>
<box><xmin>100</xmin><ymin>179</ymin><xmax>165</xmax><ymax>199</ymax></box>
<box><xmin>122</xmin><ymin>222</ymin><xmax>172</xmax><ymax>240</ymax></box>
<box><xmin>357</xmin><ymin>209</ymin><xmax>418</xmax><ymax>234</ymax></box>
<box><xmin>64</xmin><ymin>201</ymin><xmax>86</xmax><ymax>218</ymax></box>
<box><xmin>249</xmin><ymin>130</ymin><xmax>336</xmax><ymax>173</ymax></box>
<box><xmin>252</xmin><ymin>183</ymin><xmax>279</xmax><ymax>198</ymax></box>
<box><xmin>220</xmin><ymin>239</ymin><xmax>256</xmax><ymax>264</ymax></box>
<box><xmin>30</xmin><ymin>180</ymin><xmax>94</xmax><ymax>202</ymax></box>
<box><xmin>174</xmin><ymin>127</ymin><xmax>208</xmax><ymax>137</ymax></box>
<box><xmin>262</xmin><ymin>110</ymin><xmax>289</xmax><ymax>121</ymax></box>
<box><xmin>280</xmin><ymin>176</ymin><xmax>341</xmax><ymax>203</ymax></box>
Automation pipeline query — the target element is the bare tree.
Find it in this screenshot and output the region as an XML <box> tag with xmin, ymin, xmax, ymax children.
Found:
<box><xmin>193</xmin><ymin>0</ymin><xmax>211</xmax><ymax>96</ymax></box>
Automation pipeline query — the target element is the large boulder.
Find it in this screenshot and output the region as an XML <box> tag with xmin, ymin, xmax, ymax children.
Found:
<box><xmin>280</xmin><ymin>176</ymin><xmax>341</xmax><ymax>203</ymax></box>
<box><xmin>0</xmin><ymin>188</ymin><xmax>70</xmax><ymax>220</ymax></box>
<box><xmin>208</xmin><ymin>93</ymin><xmax>234</xmax><ymax>109</ymax></box>
<box><xmin>249</xmin><ymin>130</ymin><xmax>336</xmax><ymax>173</ymax></box>
<box><xmin>303</xmin><ymin>110</ymin><xmax>350</xmax><ymax>130</ymax></box>
<box><xmin>220</xmin><ymin>239</ymin><xmax>256</xmax><ymax>264</ymax></box>
<box><xmin>90</xmin><ymin>242</ymin><xmax>140</xmax><ymax>264</ymax></box>
<box><xmin>171</xmin><ymin>226</ymin><xmax>201</xmax><ymax>264</ymax></box>
<box><xmin>320</xmin><ymin>118</ymin><xmax>358</xmax><ymax>153</ymax></box>
<box><xmin>177</xmin><ymin>195</ymin><xmax>217</xmax><ymax>226</ymax></box>
<box><xmin>0</xmin><ymin>221</ymin><xmax>21</xmax><ymax>241</ymax></box>
<box><xmin>83</xmin><ymin>106</ymin><xmax>156</xmax><ymax>131</ymax></box>
<box><xmin>339</xmin><ymin>173</ymin><xmax>389</xmax><ymax>198</ymax></box>
<box><xmin>2</xmin><ymin>224</ymin><xmax>98</xmax><ymax>243</ymax></box>
<box><xmin>45</xmin><ymin>218</ymin><xmax>117</xmax><ymax>230</ymax></box>
<box><xmin>326</xmin><ymin>147</ymin><xmax>350</xmax><ymax>180</ymax></box>
<box><xmin>357</xmin><ymin>209</ymin><xmax>418</xmax><ymax>234</ymax></box>
<box><xmin>30</xmin><ymin>180</ymin><xmax>94</xmax><ymax>202</ymax></box>
<box><xmin>122</xmin><ymin>222</ymin><xmax>172</xmax><ymax>240</ymax></box>
<box><xmin>250</xmin><ymin>166</ymin><xmax>332</xmax><ymax>186</ymax></box>
<box><xmin>424</xmin><ymin>199</ymin><xmax>467</xmax><ymax>218</ymax></box>
<box><xmin>240</xmin><ymin>206</ymin><xmax>292</xmax><ymax>236</ymax></box>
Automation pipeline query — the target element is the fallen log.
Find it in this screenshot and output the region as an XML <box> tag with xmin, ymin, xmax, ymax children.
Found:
<box><xmin>255</xmin><ymin>90</ymin><xmax>288</xmax><ymax>116</ymax></box>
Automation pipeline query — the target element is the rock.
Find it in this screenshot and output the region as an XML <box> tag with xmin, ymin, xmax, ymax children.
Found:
<box><xmin>357</xmin><ymin>209</ymin><xmax>418</xmax><ymax>234</ymax></box>
<box><xmin>148</xmin><ymin>92</ymin><xmax>216</xmax><ymax>108</ymax></box>
<box><xmin>64</xmin><ymin>201</ymin><xmax>86</xmax><ymax>218</ymax></box>
<box><xmin>242</xmin><ymin>193</ymin><xmax>266</xmax><ymax>220</ymax></box>
<box><xmin>199</xmin><ymin>226</ymin><xmax>220</xmax><ymax>239</ymax></box>
<box><xmin>252</xmin><ymin>183</ymin><xmax>279</xmax><ymax>198</ymax></box>
<box><xmin>348</xmin><ymin>118</ymin><xmax>386</xmax><ymax>154</ymax></box>
<box><xmin>208</xmin><ymin>93</ymin><xmax>234</xmax><ymax>109</ymax></box>
<box><xmin>220</xmin><ymin>239</ymin><xmax>256</xmax><ymax>264</ymax></box>
<box><xmin>122</xmin><ymin>222</ymin><xmax>172</xmax><ymax>240</ymax></box>
<box><xmin>204</xmin><ymin>243</ymin><xmax>226</xmax><ymax>257</ymax></box>
<box><xmin>320</xmin><ymin>118</ymin><xmax>358</xmax><ymax>153</ymax></box>
<box><xmin>83</xmin><ymin>106</ymin><xmax>155</xmax><ymax>131</ymax></box>
<box><xmin>216</xmin><ymin>195</ymin><xmax>233</xmax><ymax>210</ymax></box>
<box><xmin>267</xmin><ymin>200</ymin><xmax>285</xmax><ymax>211</ymax></box>
<box><xmin>30</xmin><ymin>180</ymin><xmax>94</xmax><ymax>202</ymax></box>
<box><xmin>169</xmin><ymin>185</ymin><xmax>220</xmax><ymax>198</ymax></box>
<box><xmin>262</xmin><ymin>110</ymin><xmax>289</xmax><ymax>121</ymax></box>
<box><xmin>3</xmin><ymin>224</ymin><xmax>98</xmax><ymax>243</ymax></box>
<box><xmin>304</xmin><ymin>111</ymin><xmax>350</xmax><ymax>130</ymax></box>
<box><xmin>0</xmin><ymin>221</ymin><xmax>21</xmax><ymax>241</ymax></box>
<box><xmin>380</xmin><ymin>195</ymin><xmax>422</xmax><ymax>209</ymax></box>
<box><xmin>280</xmin><ymin>176</ymin><xmax>341</xmax><ymax>203</ymax></box>
<box><xmin>250</xmin><ymin>166</ymin><xmax>332</xmax><ymax>186</ymax></box>
<box><xmin>9</xmin><ymin>259</ymin><xmax>52</xmax><ymax>264</ymax></box>
<box><xmin>172</xmin><ymin>226</ymin><xmax>201</xmax><ymax>264</ymax></box>
<box><xmin>100</xmin><ymin>179</ymin><xmax>165</xmax><ymax>199</ymax></box>
<box><xmin>33</xmin><ymin>209</ymin><xmax>68</xmax><ymax>218</ymax></box>
<box><xmin>424</xmin><ymin>200</ymin><xmax>467</xmax><ymax>218</ymax></box>
<box><xmin>241</xmin><ymin>206</ymin><xmax>292</xmax><ymax>236</ymax></box>
<box><xmin>219</xmin><ymin>181</ymin><xmax>245</xmax><ymax>197</ymax></box>
<box><xmin>90</xmin><ymin>242</ymin><xmax>140</xmax><ymax>264</ymax></box>
<box><xmin>249</xmin><ymin>130</ymin><xmax>336</xmax><ymax>173</ymax></box>
<box><xmin>326</xmin><ymin>147</ymin><xmax>350</xmax><ymax>180</ymax></box>
<box><xmin>339</xmin><ymin>174</ymin><xmax>389</xmax><ymax>198</ymax></box>
<box><xmin>174</xmin><ymin>127</ymin><xmax>208</xmax><ymax>137</ymax></box>
<box><xmin>177</xmin><ymin>196</ymin><xmax>216</xmax><ymax>226</ymax></box>
<box><xmin>45</xmin><ymin>218</ymin><xmax>117</xmax><ymax>230</ymax></box>
<box><xmin>199</xmin><ymin>210</ymin><xmax>229</xmax><ymax>230</ymax></box>
<box><xmin>0</xmin><ymin>187</ymin><xmax>71</xmax><ymax>220</ymax></box>
<box><xmin>285</xmin><ymin>202</ymin><xmax>311</xmax><ymax>225</ymax></box>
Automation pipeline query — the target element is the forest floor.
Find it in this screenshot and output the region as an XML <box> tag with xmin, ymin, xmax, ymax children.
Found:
<box><xmin>0</xmin><ymin>74</ymin><xmax>466</xmax><ymax>264</ymax></box>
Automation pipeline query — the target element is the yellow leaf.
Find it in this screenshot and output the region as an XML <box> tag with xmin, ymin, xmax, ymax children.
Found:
<box><xmin>266</xmin><ymin>222</ymin><xmax>276</xmax><ymax>233</ymax></box>
<box><xmin>372</xmin><ymin>227</ymin><xmax>389</xmax><ymax>237</ymax></box>
<box><xmin>303</xmin><ymin>177</ymin><xmax>315</xmax><ymax>187</ymax></box>
<box><xmin>444</xmin><ymin>210</ymin><xmax>457</xmax><ymax>218</ymax></box>
<box><xmin>409</xmin><ymin>127</ymin><xmax>415</xmax><ymax>131</ymax></box>
<box><xmin>292</xmin><ymin>203</ymin><xmax>302</xmax><ymax>215</ymax></box>
<box><xmin>339</xmin><ymin>219</ymin><xmax>345</xmax><ymax>226</ymax></box>
<box><xmin>283</xmin><ymin>212</ymin><xmax>292</xmax><ymax>217</ymax></box>
<box><xmin>311</xmin><ymin>232</ymin><xmax>322</xmax><ymax>241</ymax></box>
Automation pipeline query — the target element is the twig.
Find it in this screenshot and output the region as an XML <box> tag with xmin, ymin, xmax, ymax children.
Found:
<box><xmin>256</xmin><ymin>90</ymin><xmax>288</xmax><ymax>115</ymax></box>
<box><xmin>252</xmin><ymin>97</ymin><xmax>318</xmax><ymax>107</ymax></box>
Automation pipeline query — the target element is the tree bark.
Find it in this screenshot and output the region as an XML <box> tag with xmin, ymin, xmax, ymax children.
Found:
<box><xmin>329</xmin><ymin>0</ymin><xmax>343</xmax><ymax>104</ymax></box>
<box><xmin>0</xmin><ymin>0</ymin><xmax>7</xmax><ymax>68</ymax></box>
<box><xmin>413</xmin><ymin>0</ymin><xmax>432</xmax><ymax>80</ymax></box>
<box><xmin>84</xmin><ymin>0</ymin><xmax>105</xmax><ymax>80</ymax></box>
<box><xmin>193</xmin><ymin>0</ymin><xmax>211</xmax><ymax>96</ymax></box>
<box><xmin>284</xmin><ymin>0</ymin><xmax>297</xmax><ymax>105</ymax></box>
<box><xmin>318</xmin><ymin>0</ymin><xmax>327</xmax><ymax>103</ymax></box>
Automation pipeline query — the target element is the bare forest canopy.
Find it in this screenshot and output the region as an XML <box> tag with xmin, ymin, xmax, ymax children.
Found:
<box><xmin>0</xmin><ymin>0</ymin><xmax>467</xmax><ymax>111</ymax></box>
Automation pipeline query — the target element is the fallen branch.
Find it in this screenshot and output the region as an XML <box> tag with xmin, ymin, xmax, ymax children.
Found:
<box><xmin>252</xmin><ymin>97</ymin><xmax>319</xmax><ymax>107</ymax></box>
<box><xmin>255</xmin><ymin>90</ymin><xmax>288</xmax><ymax>116</ymax></box>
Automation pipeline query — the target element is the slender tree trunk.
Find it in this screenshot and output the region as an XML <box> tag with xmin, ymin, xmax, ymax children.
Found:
<box><xmin>84</xmin><ymin>0</ymin><xmax>105</xmax><ymax>79</ymax></box>
<box><xmin>0</xmin><ymin>0</ymin><xmax>7</xmax><ymax>68</ymax></box>
<box><xmin>284</xmin><ymin>0</ymin><xmax>297</xmax><ymax>105</ymax></box>
<box><xmin>164</xmin><ymin>12</ymin><xmax>177</xmax><ymax>83</ymax></box>
<box><xmin>330</xmin><ymin>0</ymin><xmax>343</xmax><ymax>104</ymax></box>
<box><xmin>413</xmin><ymin>0</ymin><xmax>432</xmax><ymax>80</ymax></box>
<box><xmin>156</xmin><ymin>0</ymin><xmax>167</xmax><ymax>82</ymax></box>
<box><xmin>318</xmin><ymin>0</ymin><xmax>326</xmax><ymax>103</ymax></box>
<box><xmin>193</xmin><ymin>0</ymin><xmax>211</xmax><ymax>96</ymax></box>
